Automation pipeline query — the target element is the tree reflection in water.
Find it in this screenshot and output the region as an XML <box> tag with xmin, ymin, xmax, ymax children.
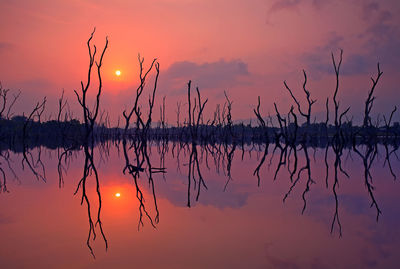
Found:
<box><xmin>0</xmin><ymin>46</ymin><xmax>399</xmax><ymax>262</ymax></box>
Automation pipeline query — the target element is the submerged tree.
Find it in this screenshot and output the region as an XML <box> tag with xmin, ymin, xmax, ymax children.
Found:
<box><xmin>73</xmin><ymin>28</ymin><xmax>109</xmax><ymax>257</ymax></box>
<box><xmin>122</xmin><ymin>54</ymin><xmax>164</xmax><ymax>229</ymax></box>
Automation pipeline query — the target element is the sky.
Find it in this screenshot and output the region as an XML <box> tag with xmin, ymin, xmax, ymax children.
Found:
<box><xmin>1</xmin><ymin>0</ymin><xmax>400</xmax><ymax>125</ymax></box>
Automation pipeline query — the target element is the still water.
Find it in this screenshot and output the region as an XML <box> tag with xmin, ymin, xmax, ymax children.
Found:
<box><xmin>0</xmin><ymin>142</ymin><xmax>399</xmax><ymax>268</ymax></box>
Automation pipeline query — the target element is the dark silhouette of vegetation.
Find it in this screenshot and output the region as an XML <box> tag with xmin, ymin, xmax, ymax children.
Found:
<box><xmin>72</xmin><ymin>28</ymin><xmax>109</xmax><ymax>258</ymax></box>
<box><xmin>1</xmin><ymin>34</ymin><xmax>400</xmax><ymax>259</ymax></box>
<box><xmin>122</xmin><ymin>54</ymin><xmax>164</xmax><ymax>229</ymax></box>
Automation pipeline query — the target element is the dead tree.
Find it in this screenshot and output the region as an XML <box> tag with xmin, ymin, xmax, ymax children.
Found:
<box><xmin>363</xmin><ymin>63</ymin><xmax>383</xmax><ymax>128</ymax></box>
<box><xmin>332</xmin><ymin>49</ymin><xmax>343</xmax><ymax>127</ymax></box>
<box><xmin>223</xmin><ymin>91</ymin><xmax>233</xmax><ymax>138</ymax></box>
<box><xmin>0</xmin><ymin>83</ymin><xmax>21</xmax><ymax>120</ymax></box>
<box><xmin>253</xmin><ymin>96</ymin><xmax>270</xmax><ymax>185</ymax></box>
<box><xmin>283</xmin><ymin>70</ymin><xmax>316</xmax><ymax>126</ymax></box>
<box><xmin>73</xmin><ymin>28</ymin><xmax>109</xmax><ymax>257</ymax></box>
<box><xmin>21</xmin><ymin>97</ymin><xmax>47</xmax><ymax>182</ymax></box>
<box><xmin>176</xmin><ymin>101</ymin><xmax>182</xmax><ymax>128</ymax></box>
<box><xmin>0</xmin><ymin>83</ymin><xmax>9</xmax><ymax>118</ymax></box>
<box><xmin>382</xmin><ymin>106</ymin><xmax>398</xmax><ymax>180</ymax></box>
<box><xmin>122</xmin><ymin>55</ymin><xmax>163</xmax><ymax>229</ymax></box>
<box><xmin>186</xmin><ymin>81</ymin><xmax>208</xmax><ymax>207</ymax></box>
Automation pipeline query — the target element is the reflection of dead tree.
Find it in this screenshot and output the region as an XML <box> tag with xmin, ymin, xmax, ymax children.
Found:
<box><xmin>253</xmin><ymin>97</ymin><xmax>270</xmax><ymax>186</ymax></box>
<box><xmin>186</xmin><ymin>81</ymin><xmax>208</xmax><ymax>207</ymax></box>
<box><xmin>57</xmin><ymin>89</ymin><xmax>71</xmax><ymax>188</ymax></box>
<box><xmin>283</xmin><ymin>143</ymin><xmax>314</xmax><ymax>216</ymax></box>
<box><xmin>0</xmin><ymin>150</ymin><xmax>18</xmax><ymax>193</ymax></box>
<box><xmin>0</xmin><ymin>151</ymin><xmax>9</xmax><ymax>193</ymax></box>
<box><xmin>329</xmin><ymin>111</ymin><xmax>351</xmax><ymax>237</ymax></box>
<box><xmin>253</xmin><ymin>143</ymin><xmax>269</xmax><ymax>186</ymax></box>
<box><xmin>330</xmin><ymin>142</ymin><xmax>345</xmax><ymax>237</ymax></box>
<box><xmin>324</xmin><ymin>98</ymin><xmax>330</xmax><ymax>188</ymax></box>
<box><xmin>0</xmin><ymin>167</ymin><xmax>7</xmax><ymax>193</ymax></box>
<box><xmin>353</xmin><ymin>143</ymin><xmax>381</xmax><ymax>221</ymax></box>
<box><xmin>328</xmin><ymin>107</ymin><xmax>352</xmax><ymax>237</ymax></box>
<box><xmin>122</xmin><ymin>55</ymin><xmax>163</xmax><ymax>228</ymax></box>
<box><xmin>220</xmin><ymin>91</ymin><xmax>236</xmax><ymax>190</ymax></box>
<box><xmin>253</xmin><ymin>96</ymin><xmax>276</xmax><ymax>186</ymax></box>
<box><xmin>21</xmin><ymin>98</ymin><xmax>47</xmax><ymax>182</ymax></box>
<box><xmin>74</xmin><ymin>149</ymin><xmax>106</xmax><ymax>258</ymax></box>
<box><xmin>187</xmin><ymin>143</ymin><xmax>208</xmax><ymax>207</ymax></box>
<box><xmin>383</xmin><ymin>106</ymin><xmax>398</xmax><ymax>180</ymax></box>
<box><xmin>300</xmin><ymin>146</ymin><xmax>313</xmax><ymax>213</ymax></box>
<box><xmin>57</xmin><ymin>146</ymin><xmax>74</xmax><ymax>188</ymax></box>
<box><xmin>287</xmin><ymin>107</ymin><xmax>299</xmax><ymax>184</ymax></box>
<box><xmin>271</xmin><ymin>103</ymin><xmax>290</xmax><ymax>180</ymax></box>
<box><xmin>73</xmin><ymin>28</ymin><xmax>108</xmax><ymax>257</ymax></box>
<box><xmin>223</xmin><ymin>142</ymin><xmax>236</xmax><ymax>191</ymax></box>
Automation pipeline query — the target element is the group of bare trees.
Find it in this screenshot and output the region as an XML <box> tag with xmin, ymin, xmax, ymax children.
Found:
<box><xmin>248</xmin><ymin>49</ymin><xmax>399</xmax><ymax>237</ymax></box>
<box><xmin>121</xmin><ymin>55</ymin><xmax>164</xmax><ymax>229</ymax></box>
<box><xmin>1</xmin><ymin>28</ymin><xmax>400</xmax><ymax>258</ymax></box>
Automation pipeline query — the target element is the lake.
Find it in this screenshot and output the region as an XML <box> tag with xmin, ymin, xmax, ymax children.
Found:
<box><xmin>0</xmin><ymin>142</ymin><xmax>399</xmax><ymax>268</ymax></box>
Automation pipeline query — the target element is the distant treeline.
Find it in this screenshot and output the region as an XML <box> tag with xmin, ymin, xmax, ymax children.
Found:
<box><xmin>1</xmin><ymin>115</ymin><xmax>400</xmax><ymax>151</ymax></box>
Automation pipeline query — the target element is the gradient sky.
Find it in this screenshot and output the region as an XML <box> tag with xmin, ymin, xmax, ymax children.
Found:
<box><xmin>1</xmin><ymin>0</ymin><xmax>400</xmax><ymax>125</ymax></box>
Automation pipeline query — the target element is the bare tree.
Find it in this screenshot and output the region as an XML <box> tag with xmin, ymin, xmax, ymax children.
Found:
<box><xmin>283</xmin><ymin>70</ymin><xmax>316</xmax><ymax>126</ymax></box>
<box><xmin>121</xmin><ymin>55</ymin><xmax>163</xmax><ymax>229</ymax></box>
<box><xmin>73</xmin><ymin>28</ymin><xmax>109</xmax><ymax>257</ymax></box>
<box><xmin>363</xmin><ymin>63</ymin><xmax>383</xmax><ymax>128</ymax></box>
<box><xmin>0</xmin><ymin>83</ymin><xmax>21</xmax><ymax>119</ymax></box>
<box><xmin>332</xmin><ymin>49</ymin><xmax>343</xmax><ymax>127</ymax></box>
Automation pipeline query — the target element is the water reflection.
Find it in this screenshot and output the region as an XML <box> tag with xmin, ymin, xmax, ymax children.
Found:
<box><xmin>0</xmin><ymin>139</ymin><xmax>399</xmax><ymax>268</ymax></box>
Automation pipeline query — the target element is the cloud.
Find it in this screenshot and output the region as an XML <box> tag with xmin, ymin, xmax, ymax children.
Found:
<box><xmin>362</xmin><ymin>5</ymin><xmax>400</xmax><ymax>68</ymax></box>
<box><xmin>0</xmin><ymin>42</ymin><xmax>15</xmax><ymax>53</ymax></box>
<box><xmin>361</xmin><ymin>1</ymin><xmax>380</xmax><ymax>20</ymax></box>
<box><xmin>267</xmin><ymin>0</ymin><xmax>333</xmax><ymax>19</ymax></box>
<box><xmin>300</xmin><ymin>32</ymin><xmax>347</xmax><ymax>78</ymax></box>
<box><xmin>0</xmin><ymin>213</ymin><xmax>14</xmax><ymax>224</ymax></box>
<box><xmin>268</xmin><ymin>0</ymin><xmax>302</xmax><ymax>14</ymax></box>
<box><xmin>301</xmin><ymin>6</ymin><xmax>400</xmax><ymax>78</ymax></box>
<box><xmin>303</xmin><ymin>49</ymin><xmax>376</xmax><ymax>78</ymax></box>
<box><xmin>159</xmin><ymin>59</ymin><xmax>250</xmax><ymax>96</ymax></box>
<box><xmin>311</xmin><ymin>0</ymin><xmax>332</xmax><ymax>9</ymax></box>
<box><xmin>264</xmin><ymin>242</ymin><xmax>302</xmax><ymax>269</ymax></box>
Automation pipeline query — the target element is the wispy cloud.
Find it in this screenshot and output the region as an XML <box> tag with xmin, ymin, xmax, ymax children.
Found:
<box><xmin>301</xmin><ymin>1</ymin><xmax>400</xmax><ymax>77</ymax></box>
<box><xmin>361</xmin><ymin>3</ymin><xmax>400</xmax><ymax>68</ymax></box>
<box><xmin>0</xmin><ymin>42</ymin><xmax>15</xmax><ymax>53</ymax></box>
<box><xmin>159</xmin><ymin>59</ymin><xmax>250</xmax><ymax>96</ymax></box>
<box><xmin>268</xmin><ymin>0</ymin><xmax>302</xmax><ymax>14</ymax></box>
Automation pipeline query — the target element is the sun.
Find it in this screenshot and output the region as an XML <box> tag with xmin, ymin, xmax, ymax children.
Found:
<box><xmin>115</xmin><ymin>70</ymin><xmax>121</xmax><ymax>76</ymax></box>
<box><xmin>115</xmin><ymin>192</ymin><xmax>121</xmax><ymax>198</ymax></box>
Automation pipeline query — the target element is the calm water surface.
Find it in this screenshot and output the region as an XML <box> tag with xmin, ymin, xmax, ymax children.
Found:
<box><xmin>0</xmin><ymin>143</ymin><xmax>399</xmax><ymax>268</ymax></box>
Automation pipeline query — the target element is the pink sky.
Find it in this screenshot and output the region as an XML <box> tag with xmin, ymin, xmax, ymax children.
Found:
<box><xmin>1</xmin><ymin>0</ymin><xmax>400</xmax><ymax>125</ymax></box>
